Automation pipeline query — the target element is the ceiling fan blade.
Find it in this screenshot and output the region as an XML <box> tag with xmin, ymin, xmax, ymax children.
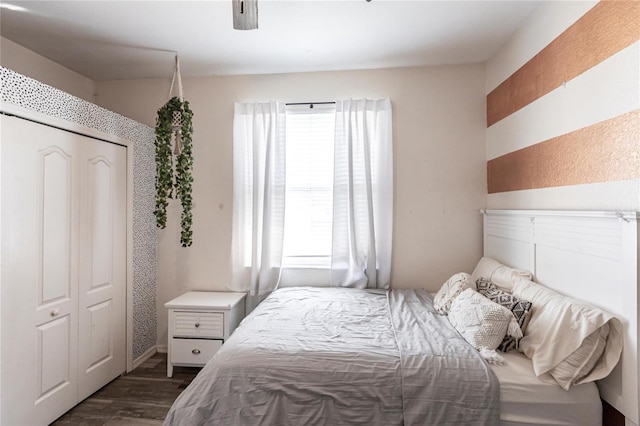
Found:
<box><xmin>233</xmin><ymin>0</ymin><xmax>258</xmax><ymax>30</ymax></box>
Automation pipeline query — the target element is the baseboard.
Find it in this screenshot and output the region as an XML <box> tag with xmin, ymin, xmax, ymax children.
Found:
<box><xmin>132</xmin><ymin>346</ymin><xmax>157</xmax><ymax>370</ymax></box>
<box><xmin>156</xmin><ymin>344</ymin><xmax>168</xmax><ymax>354</ymax></box>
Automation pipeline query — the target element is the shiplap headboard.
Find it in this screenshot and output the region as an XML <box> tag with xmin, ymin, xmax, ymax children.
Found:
<box><xmin>482</xmin><ymin>210</ymin><xmax>639</xmax><ymax>426</ymax></box>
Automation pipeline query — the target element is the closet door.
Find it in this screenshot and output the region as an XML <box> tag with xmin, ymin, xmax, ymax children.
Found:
<box><xmin>1</xmin><ymin>114</ymin><xmax>127</xmax><ymax>425</ymax></box>
<box><xmin>77</xmin><ymin>138</ymin><xmax>127</xmax><ymax>400</ymax></box>
<box><xmin>1</xmin><ymin>114</ymin><xmax>80</xmax><ymax>425</ymax></box>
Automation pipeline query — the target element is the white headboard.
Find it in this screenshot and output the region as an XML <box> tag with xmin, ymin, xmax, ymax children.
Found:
<box><xmin>482</xmin><ymin>209</ymin><xmax>639</xmax><ymax>426</ymax></box>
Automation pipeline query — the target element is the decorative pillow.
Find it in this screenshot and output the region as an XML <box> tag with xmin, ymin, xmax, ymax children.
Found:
<box><xmin>433</xmin><ymin>273</ymin><xmax>471</xmax><ymax>315</ymax></box>
<box><xmin>448</xmin><ymin>289</ymin><xmax>523</xmax><ymax>352</ymax></box>
<box><xmin>512</xmin><ymin>278</ymin><xmax>623</xmax><ymax>390</ymax></box>
<box><xmin>476</xmin><ymin>278</ymin><xmax>532</xmax><ymax>352</ymax></box>
<box><xmin>470</xmin><ymin>257</ymin><xmax>533</xmax><ymax>291</ymax></box>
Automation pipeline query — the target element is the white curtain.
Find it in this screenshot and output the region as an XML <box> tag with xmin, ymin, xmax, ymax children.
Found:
<box><xmin>229</xmin><ymin>102</ymin><xmax>286</xmax><ymax>295</ymax></box>
<box><xmin>331</xmin><ymin>98</ymin><xmax>393</xmax><ymax>289</ymax></box>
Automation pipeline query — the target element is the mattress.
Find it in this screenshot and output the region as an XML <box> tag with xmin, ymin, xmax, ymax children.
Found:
<box><xmin>492</xmin><ymin>351</ymin><xmax>601</xmax><ymax>426</ymax></box>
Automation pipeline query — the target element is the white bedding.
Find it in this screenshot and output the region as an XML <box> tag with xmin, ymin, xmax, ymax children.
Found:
<box><xmin>492</xmin><ymin>351</ymin><xmax>601</xmax><ymax>426</ymax></box>
<box><xmin>429</xmin><ymin>289</ymin><xmax>602</xmax><ymax>426</ymax></box>
<box><xmin>165</xmin><ymin>287</ymin><xmax>500</xmax><ymax>425</ymax></box>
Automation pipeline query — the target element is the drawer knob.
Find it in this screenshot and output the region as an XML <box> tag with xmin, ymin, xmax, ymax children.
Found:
<box><xmin>50</xmin><ymin>309</ymin><xmax>59</xmax><ymax>317</ymax></box>
<box><xmin>192</xmin><ymin>349</ymin><xmax>201</xmax><ymax>355</ymax></box>
<box><xmin>194</xmin><ymin>323</ymin><xmax>200</xmax><ymax>328</ymax></box>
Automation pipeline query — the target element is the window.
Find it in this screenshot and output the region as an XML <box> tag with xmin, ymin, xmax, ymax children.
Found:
<box><xmin>230</xmin><ymin>99</ymin><xmax>392</xmax><ymax>294</ymax></box>
<box><xmin>282</xmin><ymin>104</ymin><xmax>336</xmax><ymax>268</ymax></box>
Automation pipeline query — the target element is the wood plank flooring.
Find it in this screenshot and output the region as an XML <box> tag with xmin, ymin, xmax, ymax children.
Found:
<box><xmin>52</xmin><ymin>353</ymin><xmax>199</xmax><ymax>425</ymax></box>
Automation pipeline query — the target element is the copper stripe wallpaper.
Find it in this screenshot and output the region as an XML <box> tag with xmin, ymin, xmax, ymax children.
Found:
<box><xmin>486</xmin><ymin>1</ymin><xmax>640</xmax><ymax>127</ymax></box>
<box><xmin>487</xmin><ymin>110</ymin><xmax>640</xmax><ymax>194</ymax></box>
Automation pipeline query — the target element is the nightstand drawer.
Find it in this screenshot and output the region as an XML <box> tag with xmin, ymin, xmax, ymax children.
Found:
<box><xmin>171</xmin><ymin>338</ymin><xmax>222</xmax><ymax>365</ymax></box>
<box><xmin>174</xmin><ymin>312</ymin><xmax>223</xmax><ymax>338</ymax></box>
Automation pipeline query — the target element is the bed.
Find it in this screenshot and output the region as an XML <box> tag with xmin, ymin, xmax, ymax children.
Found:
<box><xmin>165</xmin><ymin>286</ymin><xmax>501</xmax><ymax>425</ymax></box>
<box><xmin>165</xmin><ymin>210</ymin><xmax>638</xmax><ymax>425</ymax></box>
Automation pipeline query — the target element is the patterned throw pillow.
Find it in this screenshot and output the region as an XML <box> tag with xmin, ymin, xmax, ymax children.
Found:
<box><xmin>477</xmin><ymin>278</ymin><xmax>532</xmax><ymax>352</ymax></box>
<box><xmin>433</xmin><ymin>273</ymin><xmax>471</xmax><ymax>315</ymax></box>
<box><xmin>448</xmin><ymin>288</ymin><xmax>523</xmax><ymax>352</ymax></box>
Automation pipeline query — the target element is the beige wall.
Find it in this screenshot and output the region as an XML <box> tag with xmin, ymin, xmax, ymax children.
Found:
<box><xmin>95</xmin><ymin>65</ymin><xmax>488</xmax><ymax>346</ymax></box>
<box><xmin>1</xmin><ymin>37</ymin><xmax>95</xmax><ymax>103</ymax></box>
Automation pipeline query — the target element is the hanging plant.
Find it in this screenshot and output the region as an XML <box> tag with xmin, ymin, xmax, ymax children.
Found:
<box><xmin>154</xmin><ymin>55</ymin><xmax>194</xmax><ymax>247</ymax></box>
<box><xmin>174</xmin><ymin>99</ymin><xmax>194</xmax><ymax>247</ymax></box>
<box><xmin>154</xmin><ymin>96</ymin><xmax>194</xmax><ymax>247</ymax></box>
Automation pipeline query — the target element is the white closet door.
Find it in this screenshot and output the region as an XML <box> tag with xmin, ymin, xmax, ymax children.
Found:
<box><xmin>1</xmin><ymin>115</ymin><xmax>80</xmax><ymax>425</ymax></box>
<box><xmin>1</xmin><ymin>114</ymin><xmax>127</xmax><ymax>425</ymax></box>
<box><xmin>77</xmin><ymin>138</ymin><xmax>127</xmax><ymax>400</ymax></box>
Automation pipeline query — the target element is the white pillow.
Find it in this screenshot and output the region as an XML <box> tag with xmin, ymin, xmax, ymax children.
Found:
<box><xmin>470</xmin><ymin>257</ymin><xmax>533</xmax><ymax>291</ymax></box>
<box><xmin>433</xmin><ymin>273</ymin><xmax>471</xmax><ymax>314</ymax></box>
<box><xmin>549</xmin><ymin>324</ymin><xmax>608</xmax><ymax>390</ymax></box>
<box><xmin>512</xmin><ymin>278</ymin><xmax>623</xmax><ymax>390</ymax></box>
<box><xmin>448</xmin><ymin>288</ymin><xmax>523</xmax><ymax>351</ymax></box>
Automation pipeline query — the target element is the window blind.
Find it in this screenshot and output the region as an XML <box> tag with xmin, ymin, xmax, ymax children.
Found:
<box><xmin>282</xmin><ymin>104</ymin><xmax>336</xmax><ymax>267</ymax></box>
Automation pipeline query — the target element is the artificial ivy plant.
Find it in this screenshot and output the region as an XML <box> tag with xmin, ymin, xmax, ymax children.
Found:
<box><xmin>154</xmin><ymin>96</ymin><xmax>194</xmax><ymax>247</ymax></box>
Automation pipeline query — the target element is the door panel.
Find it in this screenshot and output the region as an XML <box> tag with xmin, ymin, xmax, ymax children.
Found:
<box><xmin>1</xmin><ymin>115</ymin><xmax>79</xmax><ymax>425</ymax></box>
<box><xmin>37</xmin><ymin>315</ymin><xmax>72</xmax><ymax>400</ymax></box>
<box><xmin>87</xmin><ymin>299</ymin><xmax>113</xmax><ymax>371</ymax></box>
<box><xmin>78</xmin><ymin>141</ymin><xmax>126</xmax><ymax>401</ymax></box>
<box><xmin>39</xmin><ymin>148</ymin><xmax>73</xmax><ymax>305</ymax></box>
<box><xmin>88</xmin><ymin>157</ymin><xmax>113</xmax><ymax>289</ymax></box>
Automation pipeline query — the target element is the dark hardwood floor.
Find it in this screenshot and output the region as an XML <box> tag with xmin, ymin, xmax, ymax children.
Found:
<box><xmin>52</xmin><ymin>353</ymin><xmax>199</xmax><ymax>425</ymax></box>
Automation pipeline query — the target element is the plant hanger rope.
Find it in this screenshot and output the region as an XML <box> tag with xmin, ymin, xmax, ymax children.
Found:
<box><xmin>168</xmin><ymin>54</ymin><xmax>184</xmax><ymax>101</ymax></box>
<box><xmin>168</xmin><ymin>54</ymin><xmax>185</xmax><ymax>154</ymax></box>
<box><xmin>155</xmin><ymin>53</ymin><xmax>194</xmax><ymax>247</ymax></box>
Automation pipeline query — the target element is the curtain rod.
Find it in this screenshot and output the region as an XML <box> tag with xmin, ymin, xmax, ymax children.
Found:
<box><xmin>286</xmin><ymin>101</ymin><xmax>335</xmax><ymax>108</ymax></box>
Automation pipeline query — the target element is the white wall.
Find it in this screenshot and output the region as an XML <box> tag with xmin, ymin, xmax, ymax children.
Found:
<box><xmin>95</xmin><ymin>65</ymin><xmax>488</xmax><ymax>346</ymax></box>
<box><xmin>485</xmin><ymin>2</ymin><xmax>639</xmax><ymax>423</ymax></box>
<box><xmin>0</xmin><ymin>37</ymin><xmax>95</xmax><ymax>103</ymax></box>
<box><xmin>485</xmin><ymin>1</ymin><xmax>640</xmax><ymax>211</ymax></box>
<box><xmin>485</xmin><ymin>1</ymin><xmax>597</xmax><ymax>94</ymax></box>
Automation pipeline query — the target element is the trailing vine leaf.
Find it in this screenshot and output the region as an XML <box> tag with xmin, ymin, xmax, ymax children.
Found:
<box><xmin>154</xmin><ymin>100</ymin><xmax>174</xmax><ymax>229</ymax></box>
<box><xmin>175</xmin><ymin>100</ymin><xmax>194</xmax><ymax>247</ymax></box>
<box><xmin>154</xmin><ymin>96</ymin><xmax>194</xmax><ymax>247</ymax></box>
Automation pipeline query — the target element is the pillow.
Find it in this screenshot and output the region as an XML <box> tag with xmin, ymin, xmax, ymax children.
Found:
<box><xmin>448</xmin><ymin>288</ymin><xmax>523</xmax><ymax>352</ymax></box>
<box><xmin>549</xmin><ymin>324</ymin><xmax>609</xmax><ymax>390</ymax></box>
<box><xmin>476</xmin><ymin>278</ymin><xmax>532</xmax><ymax>352</ymax></box>
<box><xmin>512</xmin><ymin>278</ymin><xmax>623</xmax><ymax>390</ymax></box>
<box><xmin>470</xmin><ymin>257</ymin><xmax>533</xmax><ymax>291</ymax></box>
<box><xmin>433</xmin><ymin>273</ymin><xmax>471</xmax><ymax>315</ymax></box>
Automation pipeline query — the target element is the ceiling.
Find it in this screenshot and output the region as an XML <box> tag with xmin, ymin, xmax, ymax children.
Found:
<box><xmin>0</xmin><ymin>0</ymin><xmax>541</xmax><ymax>81</ymax></box>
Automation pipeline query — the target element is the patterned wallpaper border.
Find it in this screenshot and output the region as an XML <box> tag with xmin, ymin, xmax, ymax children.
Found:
<box><xmin>1</xmin><ymin>67</ymin><xmax>157</xmax><ymax>359</ymax></box>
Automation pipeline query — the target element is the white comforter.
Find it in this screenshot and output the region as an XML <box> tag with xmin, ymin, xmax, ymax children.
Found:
<box><xmin>164</xmin><ymin>287</ymin><xmax>499</xmax><ymax>425</ymax></box>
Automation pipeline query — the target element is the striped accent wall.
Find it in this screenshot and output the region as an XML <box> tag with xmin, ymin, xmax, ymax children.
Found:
<box><xmin>486</xmin><ymin>1</ymin><xmax>640</xmax><ymax>208</ymax></box>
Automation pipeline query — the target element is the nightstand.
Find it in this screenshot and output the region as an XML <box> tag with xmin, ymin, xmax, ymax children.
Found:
<box><xmin>165</xmin><ymin>291</ymin><xmax>246</xmax><ymax>377</ymax></box>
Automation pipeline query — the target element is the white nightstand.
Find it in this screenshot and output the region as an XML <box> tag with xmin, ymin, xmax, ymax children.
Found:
<box><xmin>165</xmin><ymin>291</ymin><xmax>246</xmax><ymax>377</ymax></box>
